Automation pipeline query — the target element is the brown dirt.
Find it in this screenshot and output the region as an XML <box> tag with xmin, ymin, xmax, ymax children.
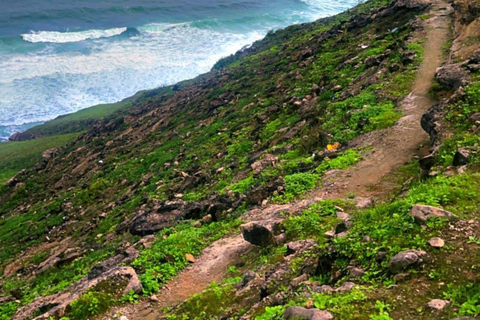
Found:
<box><xmin>97</xmin><ymin>1</ymin><xmax>453</xmax><ymax>319</ymax></box>
<box><xmin>312</xmin><ymin>0</ymin><xmax>453</xmax><ymax>201</ymax></box>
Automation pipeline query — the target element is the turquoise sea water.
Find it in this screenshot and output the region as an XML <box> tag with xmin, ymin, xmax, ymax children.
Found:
<box><xmin>0</xmin><ymin>0</ymin><xmax>357</xmax><ymax>140</ymax></box>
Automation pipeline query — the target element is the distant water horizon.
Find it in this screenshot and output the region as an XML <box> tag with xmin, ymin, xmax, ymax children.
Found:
<box><xmin>0</xmin><ymin>0</ymin><xmax>358</xmax><ymax>140</ymax></box>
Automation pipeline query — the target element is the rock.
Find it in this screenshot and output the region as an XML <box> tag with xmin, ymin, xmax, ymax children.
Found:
<box><xmin>435</xmin><ymin>64</ymin><xmax>471</xmax><ymax>90</ymax></box>
<box><xmin>251</xmin><ymin>154</ymin><xmax>278</xmax><ymax>174</ymax></box>
<box><xmin>388</xmin><ymin>249</ymin><xmax>426</xmax><ymax>273</ymax></box>
<box><xmin>201</xmin><ymin>214</ymin><xmax>213</xmax><ymax>224</ymax></box>
<box><xmin>129</xmin><ymin>211</ymin><xmax>180</xmax><ymax>236</ymax></box>
<box><xmin>42</xmin><ymin>148</ymin><xmax>59</xmax><ymax>162</ymax></box>
<box><xmin>185</xmin><ymin>253</ymin><xmax>195</xmax><ymax>263</ymax></box>
<box><xmin>348</xmin><ymin>267</ymin><xmax>365</xmax><ymax>279</ymax></box>
<box><xmin>291</xmin><ymin>274</ymin><xmax>309</xmax><ymax>288</ymax></box>
<box><xmin>129</xmin><ymin>201</ymin><xmax>207</xmax><ymax>236</ymax></box>
<box><xmin>13</xmin><ymin>267</ymin><xmax>141</xmax><ymax>320</ymax></box>
<box><xmin>324</xmin><ymin>230</ymin><xmax>336</xmax><ymax>239</ymax></box>
<box><xmin>336</xmin><ymin>212</ymin><xmax>350</xmax><ymax>222</ymax></box>
<box><xmin>355</xmin><ymin>197</ymin><xmax>373</xmax><ymax>209</ymax></box>
<box><xmin>335</xmin><ymin>282</ymin><xmax>355</xmax><ymax>292</ymax></box>
<box><xmin>305</xmin><ymin>299</ymin><xmax>315</xmax><ymax>309</ymax></box>
<box><xmin>191</xmin><ymin>220</ymin><xmax>202</xmax><ymax>228</ymax></box>
<box><xmin>312</xmin><ymin>285</ymin><xmax>334</xmax><ymax>293</ymax></box>
<box><xmin>393</xmin><ymin>273</ymin><xmax>410</xmax><ymax>282</ymax></box>
<box><xmin>401</xmin><ymin>50</ymin><xmax>416</xmax><ymax>65</ymax></box>
<box><xmin>241</xmin><ymin>222</ymin><xmax>275</xmax><ymax>247</ymax></box>
<box><xmin>286</xmin><ymin>240</ymin><xmax>317</xmax><ymax>256</ymax></box>
<box><xmin>469</xmin><ymin>49</ymin><xmax>480</xmax><ymax>64</ymax></box>
<box><xmin>427</xmin><ymin>299</ymin><xmax>450</xmax><ymax>310</ymax></box>
<box><xmin>410</xmin><ymin>204</ymin><xmax>458</xmax><ymax>223</ymax></box>
<box><xmin>335</xmin><ymin>221</ymin><xmax>350</xmax><ymax>235</ymax></box>
<box><xmin>119</xmin><ymin>316</ymin><xmax>129</xmax><ymax>320</ymax></box>
<box><xmin>428</xmin><ymin>237</ymin><xmax>445</xmax><ymax>248</ymax></box>
<box><xmin>419</xmin><ymin>154</ymin><xmax>436</xmax><ymax>171</ymax></box>
<box><xmin>284</xmin><ymin>306</ymin><xmax>333</xmax><ymax>320</ymax></box>
<box><xmin>242</xmin><ymin>271</ymin><xmax>258</xmax><ymax>286</ymax></box>
<box><xmin>138</xmin><ymin>235</ymin><xmax>156</xmax><ymax>249</ymax></box>
<box><xmin>365</xmin><ymin>56</ymin><xmax>381</xmax><ymax>68</ymax></box>
<box><xmin>150</xmin><ymin>294</ymin><xmax>159</xmax><ymax>302</ymax></box>
<box><xmin>453</xmin><ymin>148</ymin><xmax>470</xmax><ymax>166</ymax></box>
<box><xmin>389</xmin><ymin>63</ymin><xmax>401</xmax><ymax>72</ymax></box>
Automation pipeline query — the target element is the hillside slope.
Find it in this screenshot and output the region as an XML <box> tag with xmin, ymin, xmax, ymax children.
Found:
<box><xmin>0</xmin><ymin>0</ymin><xmax>479</xmax><ymax>319</ymax></box>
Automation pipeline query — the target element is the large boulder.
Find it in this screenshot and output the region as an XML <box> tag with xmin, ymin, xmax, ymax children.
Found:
<box><xmin>241</xmin><ymin>222</ymin><xmax>275</xmax><ymax>247</ymax></box>
<box><xmin>129</xmin><ymin>201</ymin><xmax>208</xmax><ymax>236</ymax></box>
<box><xmin>435</xmin><ymin>64</ymin><xmax>471</xmax><ymax>90</ymax></box>
<box><xmin>388</xmin><ymin>249</ymin><xmax>426</xmax><ymax>273</ymax></box>
<box><xmin>284</xmin><ymin>306</ymin><xmax>334</xmax><ymax>320</ymax></box>
<box><xmin>410</xmin><ymin>204</ymin><xmax>458</xmax><ymax>223</ymax></box>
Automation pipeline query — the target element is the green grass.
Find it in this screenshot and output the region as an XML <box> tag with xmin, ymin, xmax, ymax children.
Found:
<box><xmin>0</xmin><ymin>133</ymin><xmax>79</xmax><ymax>184</ymax></box>
<box><xmin>17</xmin><ymin>101</ymin><xmax>131</xmax><ymax>139</ymax></box>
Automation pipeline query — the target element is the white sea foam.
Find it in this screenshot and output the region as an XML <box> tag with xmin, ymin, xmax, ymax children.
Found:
<box><xmin>21</xmin><ymin>27</ymin><xmax>128</xmax><ymax>43</ymax></box>
<box><xmin>0</xmin><ymin>23</ymin><xmax>264</xmax><ymax>131</ymax></box>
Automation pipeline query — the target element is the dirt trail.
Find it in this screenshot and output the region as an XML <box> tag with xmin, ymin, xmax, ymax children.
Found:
<box><xmin>312</xmin><ymin>0</ymin><xmax>452</xmax><ymax>200</ymax></box>
<box><xmin>100</xmin><ymin>2</ymin><xmax>452</xmax><ymax>319</ymax></box>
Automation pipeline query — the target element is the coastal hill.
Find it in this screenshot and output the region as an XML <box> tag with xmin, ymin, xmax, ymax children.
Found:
<box><xmin>0</xmin><ymin>0</ymin><xmax>479</xmax><ymax>319</ymax></box>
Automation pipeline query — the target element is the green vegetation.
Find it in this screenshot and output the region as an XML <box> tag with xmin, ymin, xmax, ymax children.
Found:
<box><xmin>133</xmin><ymin>220</ymin><xmax>241</xmax><ymax>294</ymax></box>
<box><xmin>0</xmin><ymin>0</ymin><xmax>459</xmax><ymax>319</ymax></box>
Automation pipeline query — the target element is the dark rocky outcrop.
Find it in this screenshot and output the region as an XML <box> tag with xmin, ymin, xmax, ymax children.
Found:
<box><xmin>435</xmin><ymin>63</ymin><xmax>471</xmax><ymax>90</ymax></box>
<box><xmin>241</xmin><ymin>222</ymin><xmax>276</xmax><ymax>247</ymax></box>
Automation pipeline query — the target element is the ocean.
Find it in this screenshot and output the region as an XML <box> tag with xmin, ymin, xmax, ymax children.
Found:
<box><xmin>0</xmin><ymin>0</ymin><xmax>357</xmax><ymax>141</ymax></box>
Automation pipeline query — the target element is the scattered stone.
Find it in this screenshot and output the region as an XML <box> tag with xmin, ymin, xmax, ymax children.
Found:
<box><xmin>361</xmin><ymin>236</ymin><xmax>371</xmax><ymax>243</ymax></box>
<box><xmin>428</xmin><ymin>237</ymin><xmax>445</xmax><ymax>248</ymax></box>
<box><xmin>388</xmin><ymin>249</ymin><xmax>426</xmax><ymax>273</ymax></box>
<box><xmin>312</xmin><ymin>285</ymin><xmax>334</xmax><ymax>293</ymax></box>
<box><xmin>335</xmin><ymin>221</ymin><xmax>350</xmax><ymax>235</ymax></box>
<box><xmin>242</xmin><ymin>271</ymin><xmax>258</xmax><ymax>286</ymax></box>
<box><xmin>324</xmin><ymin>230</ymin><xmax>336</xmax><ymax>239</ymax></box>
<box><xmin>285</xmin><ymin>240</ymin><xmax>317</xmax><ymax>256</ymax></box>
<box><xmin>427</xmin><ymin>299</ymin><xmax>450</xmax><ymax>310</ymax></box>
<box><xmin>251</xmin><ymin>154</ymin><xmax>278</xmax><ymax>174</ymax></box>
<box><xmin>138</xmin><ymin>235</ymin><xmax>156</xmax><ymax>249</ymax></box>
<box><xmin>335</xmin><ymin>282</ymin><xmax>355</xmax><ymax>292</ymax></box>
<box><xmin>305</xmin><ymin>299</ymin><xmax>315</xmax><ymax>309</ymax></box>
<box><xmin>185</xmin><ymin>254</ymin><xmax>195</xmax><ymax>263</ymax></box>
<box><xmin>241</xmin><ymin>222</ymin><xmax>275</xmax><ymax>247</ymax></box>
<box><xmin>150</xmin><ymin>294</ymin><xmax>159</xmax><ymax>302</ymax></box>
<box><xmin>284</xmin><ymin>306</ymin><xmax>334</xmax><ymax>320</ymax></box>
<box><xmin>348</xmin><ymin>267</ymin><xmax>365</xmax><ymax>279</ymax></box>
<box><xmin>291</xmin><ymin>274</ymin><xmax>309</xmax><ymax>288</ymax></box>
<box><xmin>275</xmin><ymin>233</ymin><xmax>287</xmax><ymax>246</ymax></box>
<box><xmin>410</xmin><ymin>204</ymin><xmax>458</xmax><ymax>223</ymax></box>
<box><xmin>336</xmin><ymin>212</ymin><xmax>350</xmax><ymax>221</ymax></box>
<box><xmin>119</xmin><ymin>316</ymin><xmax>129</xmax><ymax>320</ymax></box>
<box><xmin>389</xmin><ymin>63</ymin><xmax>401</xmax><ymax>72</ymax></box>
<box><xmin>393</xmin><ymin>273</ymin><xmax>410</xmax><ymax>282</ymax></box>
<box><xmin>355</xmin><ymin>197</ymin><xmax>373</xmax><ymax>209</ymax></box>
<box><xmin>192</xmin><ymin>220</ymin><xmax>202</xmax><ymax>228</ymax></box>
<box><xmin>453</xmin><ymin>148</ymin><xmax>470</xmax><ymax>166</ymax></box>
<box><xmin>201</xmin><ymin>214</ymin><xmax>213</xmax><ymax>224</ymax></box>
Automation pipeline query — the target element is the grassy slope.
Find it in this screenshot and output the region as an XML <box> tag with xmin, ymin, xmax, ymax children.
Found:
<box><xmin>0</xmin><ymin>133</ymin><xmax>79</xmax><ymax>185</ymax></box>
<box><xmin>1</xmin><ymin>0</ymin><xmax>474</xmax><ymax>319</ymax></box>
